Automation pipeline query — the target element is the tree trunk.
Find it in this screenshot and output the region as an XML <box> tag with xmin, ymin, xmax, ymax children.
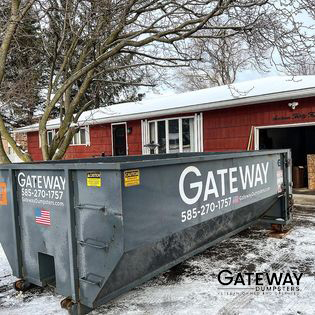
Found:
<box><xmin>51</xmin><ymin>128</ymin><xmax>76</xmax><ymax>160</ymax></box>
<box><xmin>0</xmin><ymin>133</ymin><xmax>11</xmax><ymax>164</ymax></box>
<box><xmin>0</xmin><ymin>116</ymin><xmax>32</xmax><ymax>162</ymax></box>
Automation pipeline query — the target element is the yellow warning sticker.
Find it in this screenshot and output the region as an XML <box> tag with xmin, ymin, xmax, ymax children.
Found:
<box><xmin>87</xmin><ymin>172</ymin><xmax>102</xmax><ymax>187</ymax></box>
<box><xmin>0</xmin><ymin>182</ymin><xmax>8</xmax><ymax>206</ymax></box>
<box><xmin>124</xmin><ymin>169</ymin><xmax>140</xmax><ymax>187</ymax></box>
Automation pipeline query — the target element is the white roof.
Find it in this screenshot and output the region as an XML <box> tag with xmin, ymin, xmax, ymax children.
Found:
<box><xmin>16</xmin><ymin>75</ymin><xmax>315</xmax><ymax>132</ymax></box>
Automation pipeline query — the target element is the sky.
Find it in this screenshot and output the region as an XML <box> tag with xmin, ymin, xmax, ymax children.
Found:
<box><xmin>142</xmin><ymin>4</ymin><xmax>315</xmax><ymax>101</ymax></box>
<box><xmin>143</xmin><ymin>67</ymin><xmax>281</xmax><ymax>100</ymax></box>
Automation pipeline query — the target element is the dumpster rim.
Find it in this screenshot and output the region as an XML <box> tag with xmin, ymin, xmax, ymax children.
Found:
<box><xmin>0</xmin><ymin>149</ymin><xmax>290</xmax><ymax>171</ymax></box>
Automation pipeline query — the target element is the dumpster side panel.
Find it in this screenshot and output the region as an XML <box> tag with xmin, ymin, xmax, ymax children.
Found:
<box><xmin>123</xmin><ymin>154</ymin><xmax>282</xmax><ymax>250</ymax></box>
<box><xmin>95</xmin><ymin>196</ymin><xmax>278</xmax><ymax>305</ymax></box>
<box><xmin>93</xmin><ymin>153</ymin><xmax>286</xmax><ymax>305</ymax></box>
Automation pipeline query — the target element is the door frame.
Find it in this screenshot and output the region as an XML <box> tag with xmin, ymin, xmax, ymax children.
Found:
<box><xmin>254</xmin><ymin>121</ymin><xmax>315</xmax><ymax>150</ymax></box>
<box><xmin>111</xmin><ymin>122</ymin><xmax>128</xmax><ymax>156</ymax></box>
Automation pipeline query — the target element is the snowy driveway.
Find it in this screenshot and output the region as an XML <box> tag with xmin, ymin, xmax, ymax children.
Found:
<box><xmin>1</xmin><ymin>205</ymin><xmax>314</xmax><ymax>315</ymax></box>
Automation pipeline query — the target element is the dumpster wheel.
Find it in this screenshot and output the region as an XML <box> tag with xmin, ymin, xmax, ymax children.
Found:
<box><xmin>13</xmin><ymin>279</ymin><xmax>31</xmax><ymax>292</ymax></box>
<box><xmin>269</xmin><ymin>223</ymin><xmax>293</xmax><ymax>238</ymax></box>
<box><xmin>60</xmin><ymin>297</ymin><xmax>74</xmax><ymax>311</ymax></box>
<box><xmin>60</xmin><ymin>298</ymin><xmax>92</xmax><ymax>315</ymax></box>
<box><xmin>271</xmin><ymin>224</ymin><xmax>285</xmax><ymax>232</ymax></box>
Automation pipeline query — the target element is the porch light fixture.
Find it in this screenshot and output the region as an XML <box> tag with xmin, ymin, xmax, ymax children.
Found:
<box><xmin>144</xmin><ymin>142</ymin><xmax>159</xmax><ymax>154</ymax></box>
<box><xmin>288</xmin><ymin>101</ymin><xmax>299</xmax><ymax>110</ymax></box>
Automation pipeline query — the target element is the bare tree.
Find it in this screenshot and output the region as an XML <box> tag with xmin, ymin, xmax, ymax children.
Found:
<box><xmin>1</xmin><ymin>0</ymin><xmax>315</xmax><ymax>162</ymax></box>
<box><xmin>176</xmin><ymin>34</ymin><xmax>261</xmax><ymax>91</ymax></box>
<box><xmin>176</xmin><ymin>2</ymin><xmax>315</xmax><ymax>90</ymax></box>
<box><xmin>285</xmin><ymin>53</ymin><xmax>315</xmax><ymax>76</ymax></box>
<box><xmin>0</xmin><ymin>1</ymin><xmax>44</xmax><ymax>128</ymax></box>
<box><xmin>0</xmin><ymin>0</ymin><xmax>35</xmax><ymax>163</ymax></box>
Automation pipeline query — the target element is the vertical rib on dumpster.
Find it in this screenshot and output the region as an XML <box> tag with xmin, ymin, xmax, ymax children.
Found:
<box><xmin>9</xmin><ymin>169</ymin><xmax>23</xmax><ymax>278</ymax></box>
<box><xmin>65</xmin><ymin>169</ymin><xmax>79</xmax><ymax>302</ymax></box>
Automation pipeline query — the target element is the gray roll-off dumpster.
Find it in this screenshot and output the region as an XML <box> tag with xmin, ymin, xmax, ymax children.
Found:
<box><xmin>0</xmin><ymin>150</ymin><xmax>292</xmax><ymax>314</ymax></box>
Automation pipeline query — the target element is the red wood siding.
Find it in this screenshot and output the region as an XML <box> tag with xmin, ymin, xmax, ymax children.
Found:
<box><xmin>27</xmin><ymin>132</ymin><xmax>42</xmax><ymax>161</ymax></box>
<box><xmin>27</xmin><ymin>121</ymin><xmax>143</xmax><ymax>161</ymax></box>
<box><xmin>65</xmin><ymin>124</ymin><xmax>113</xmax><ymax>159</ymax></box>
<box><xmin>127</xmin><ymin>120</ymin><xmax>142</xmax><ymax>155</ymax></box>
<box><xmin>26</xmin><ymin>96</ymin><xmax>315</xmax><ymax>160</ymax></box>
<box><xmin>203</xmin><ymin>97</ymin><xmax>315</xmax><ymax>152</ymax></box>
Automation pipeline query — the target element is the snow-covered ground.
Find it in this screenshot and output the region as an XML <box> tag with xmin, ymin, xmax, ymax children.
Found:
<box><xmin>1</xmin><ymin>205</ymin><xmax>315</xmax><ymax>315</ymax></box>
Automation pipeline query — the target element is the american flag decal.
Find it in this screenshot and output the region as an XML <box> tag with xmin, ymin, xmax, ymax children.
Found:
<box><xmin>35</xmin><ymin>208</ymin><xmax>51</xmax><ymax>226</ymax></box>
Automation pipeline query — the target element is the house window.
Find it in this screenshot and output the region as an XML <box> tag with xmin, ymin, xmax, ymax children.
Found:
<box><xmin>168</xmin><ymin>119</ymin><xmax>179</xmax><ymax>153</ymax></box>
<box><xmin>145</xmin><ymin>116</ymin><xmax>198</xmax><ymax>154</ymax></box>
<box><xmin>38</xmin><ymin>130</ymin><xmax>55</xmax><ymax>147</ymax></box>
<box><xmin>39</xmin><ymin>126</ymin><xmax>90</xmax><ymax>147</ymax></box>
<box><xmin>71</xmin><ymin>126</ymin><xmax>90</xmax><ymax>145</ymax></box>
<box><xmin>47</xmin><ymin>130</ymin><xmax>54</xmax><ymax>147</ymax></box>
<box><xmin>157</xmin><ymin>120</ymin><xmax>166</xmax><ymax>153</ymax></box>
<box><xmin>149</xmin><ymin>121</ymin><xmax>155</xmax><ymax>144</ymax></box>
<box><xmin>182</xmin><ymin>118</ymin><xmax>195</xmax><ymax>152</ymax></box>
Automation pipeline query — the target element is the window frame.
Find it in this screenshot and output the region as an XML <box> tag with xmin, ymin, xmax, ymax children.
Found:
<box><xmin>70</xmin><ymin>126</ymin><xmax>90</xmax><ymax>146</ymax></box>
<box><xmin>39</xmin><ymin>129</ymin><xmax>56</xmax><ymax>148</ymax></box>
<box><xmin>39</xmin><ymin>126</ymin><xmax>90</xmax><ymax>147</ymax></box>
<box><xmin>147</xmin><ymin>115</ymin><xmax>195</xmax><ymax>154</ymax></box>
<box><xmin>47</xmin><ymin>130</ymin><xmax>55</xmax><ymax>147</ymax></box>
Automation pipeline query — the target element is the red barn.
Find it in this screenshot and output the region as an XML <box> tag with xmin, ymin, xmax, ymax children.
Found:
<box><xmin>16</xmin><ymin>75</ymin><xmax>315</xmax><ymax>186</ymax></box>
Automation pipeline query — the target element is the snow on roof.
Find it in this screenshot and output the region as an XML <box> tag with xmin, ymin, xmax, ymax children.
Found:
<box><xmin>15</xmin><ymin>75</ymin><xmax>315</xmax><ymax>133</ymax></box>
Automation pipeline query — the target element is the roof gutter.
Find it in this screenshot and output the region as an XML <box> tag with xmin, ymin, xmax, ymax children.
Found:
<box><xmin>14</xmin><ymin>87</ymin><xmax>315</xmax><ymax>133</ymax></box>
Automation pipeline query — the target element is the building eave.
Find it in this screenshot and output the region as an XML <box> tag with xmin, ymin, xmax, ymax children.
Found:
<box><xmin>14</xmin><ymin>87</ymin><xmax>315</xmax><ymax>133</ymax></box>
